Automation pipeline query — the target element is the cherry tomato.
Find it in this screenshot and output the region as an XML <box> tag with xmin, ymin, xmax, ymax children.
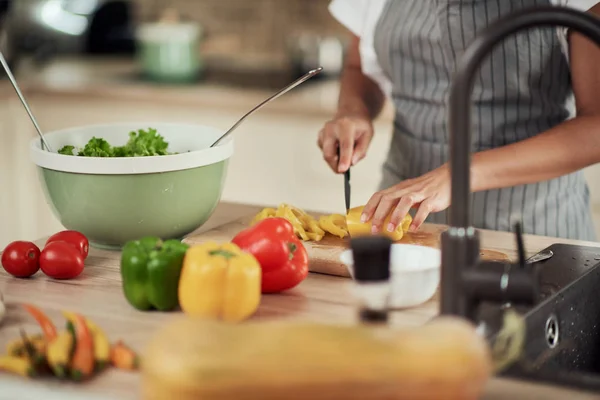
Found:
<box><xmin>45</xmin><ymin>230</ymin><xmax>89</xmax><ymax>259</ymax></box>
<box><xmin>40</xmin><ymin>241</ymin><xmax>85</xmax><ymax>280</ymax></box>
<box><xmin>1</xmin><ymin>241</ymin><xmax>41</xmax><ymax>278</ymax></box>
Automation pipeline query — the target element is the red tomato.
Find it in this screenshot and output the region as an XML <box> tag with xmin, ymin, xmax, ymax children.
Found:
<box><xmin>1</xmin><ymin>241</ymin><xmax>41</xmax><ymax>278</ymax></box>
<box><xmin>45</xmin><ymin>230</ymin><xmax>89</xmax><ymax>259</ymax></box>
<box><xmin>40</xmin><ymin>241</ymin><xmax>85</xmax><ymax>280</ymax></box>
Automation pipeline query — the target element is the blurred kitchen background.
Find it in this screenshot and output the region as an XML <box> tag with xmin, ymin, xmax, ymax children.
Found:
<box><xmin>0</xmin><ymin>0</ymin><xmax>599</xmax><ymax>249</ymax></box>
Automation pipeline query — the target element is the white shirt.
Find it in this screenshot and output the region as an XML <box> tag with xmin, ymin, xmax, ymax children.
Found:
<box><xmin>329</xmin><ymin>0</ymin><xmax>600</xmax><ymax>97</ymax></box>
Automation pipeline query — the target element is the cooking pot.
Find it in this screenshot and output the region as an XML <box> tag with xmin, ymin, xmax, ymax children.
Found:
<box><xmin>135</xmin><ymin>9</ymin><xmax>202</xmax><ymax>83</ymax></box>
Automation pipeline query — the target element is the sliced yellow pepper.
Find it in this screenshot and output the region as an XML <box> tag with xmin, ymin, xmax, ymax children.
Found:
<box><xmin>249</xmin><ymin>203</ymin><xmax>412</xmax><ymax>243</ymax></box>
<box><xmin>318</xmin><ymin>214</ymin><xmax>348</xmax><ymax>239</ymax></box>
<box><xmin>178</xmin><ymin>241</ymin><xmax>261</xmax><ymax>323</ymax></box>
<box><xmin>346</xmin><ymin>205</ymin><xmax>413</xmax><ymax>241</ymax></box>
<box><xmin>305</xmin><ymin>218</ymin><xmax>325</xmax><ymax>241</ymax></box>
<box><xmin>250</xmin><ymin>208</ymin><xmax>276</xmax><ymax>225</ymax></box>
<box><xmin>275</xmin><ymin>204</ymin><xmax>310</xmax><ymax>240</ymax></box>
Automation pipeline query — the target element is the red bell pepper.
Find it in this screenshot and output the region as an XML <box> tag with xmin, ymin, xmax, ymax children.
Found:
<box><xmin>231</xmin><ymin>217</ymin><xmax>309</xmax><ymax>293</ymax></box>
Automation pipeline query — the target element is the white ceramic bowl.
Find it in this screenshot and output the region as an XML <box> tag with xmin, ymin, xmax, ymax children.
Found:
<box><xmin>340</xmin><ymin>244</ymin><xmax>441</xmax><ymax>309</ymax></box>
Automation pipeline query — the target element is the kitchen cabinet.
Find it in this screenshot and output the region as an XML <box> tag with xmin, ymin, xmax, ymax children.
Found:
<box><xmin>0</xmin><ymin>93</ymin><xmax>392</xmax><ymax>249</ymax></box>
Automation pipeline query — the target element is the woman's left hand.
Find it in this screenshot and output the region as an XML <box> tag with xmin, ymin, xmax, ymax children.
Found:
<box><xmin>362</xmin><ymin>164</ymin><xmax>451</xmax><ymax>233</ymax></box>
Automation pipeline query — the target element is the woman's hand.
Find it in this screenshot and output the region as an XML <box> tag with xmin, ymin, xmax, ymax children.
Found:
<box><xmin>317</xmin><ymin>114</ymin><xmax>374</xmax><ymax>173</ymax></box>
<box><xmin>317</xmin><ymin>34</ymin><xmax>384</xmax><ymax>173</ymax></box>
<box><xmin>361</xmin><ymin>164</ymin><xmax>451</xmax><ymax>233</ymax></box>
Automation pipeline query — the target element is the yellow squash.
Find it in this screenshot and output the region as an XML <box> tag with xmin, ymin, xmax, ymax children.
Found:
<box><xmin>141</xmin><ymin>316</ymin><xmax>493</xmax><ymax>400</ymax></box>
<box><xmin>178</xmin><ymin>241</ymin><xmax>261</xmax><ymax>323</ymax></box>
<box><xmin>46</xmin><ymin>330</ymin><xmax>74</xmax><ymax>378</ymax></box>
<box><xmin>6</xmin><ymin>334</ymin><xmax>46</xmax><ymax>357</ymax></box>
<box><xmin>0</xmin><ymin>355</ymin><xmax>37</xmax><ymax>378</ymax></box>
<box><xmin>346</xmin><ymin>205</ymin><xmax>412</xmax><ymax>241</ymax></box>
<box><xmin>62</xmin><ymin>311</ymin><xmax>111</xmax><ymax>371</ymax></box>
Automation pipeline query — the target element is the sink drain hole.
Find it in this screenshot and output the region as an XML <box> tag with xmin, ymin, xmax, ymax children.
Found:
<box><xmin>545</xmin><ymin>314</ymin><xmax>559</xmax><ymax>349</ymax></box>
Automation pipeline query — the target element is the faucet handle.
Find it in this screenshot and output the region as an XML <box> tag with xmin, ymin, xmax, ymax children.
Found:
<box><xmin>465</xmin><ymin>219</ymin><xmax>540</xmax><ymax>306</ymax></box>
<box><xmin>464</xmin><ymin>260</ymin><xmax>539</xmax><ymax>306</ymax></box>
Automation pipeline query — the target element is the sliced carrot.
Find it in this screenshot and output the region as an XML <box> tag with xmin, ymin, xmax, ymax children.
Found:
<box><xmin>69</xmin><ymin>313</ymin><xmax>94</xmax><ymax>381</ymax></box>
<box><xmin>110</xmin><ymin>341</ymin><xmax>139</xmax><ymax>371</ymax></box>
<box><xmin>23</xmin><ymin>304</ymin><xmax>57</xmax><ymax>341</ymax></box>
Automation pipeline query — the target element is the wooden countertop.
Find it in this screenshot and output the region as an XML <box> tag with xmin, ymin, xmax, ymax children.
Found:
<box><xmin>1</xmin><ymin>201</ymin><xmax>599</xmax><ymax>400</ymax></box>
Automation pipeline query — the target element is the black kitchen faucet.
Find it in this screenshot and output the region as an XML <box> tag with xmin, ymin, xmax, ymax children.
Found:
<box><xmin>440</xmin><ymin>6</ymin><xmax>600</xmax><ymax>321</ymax></box>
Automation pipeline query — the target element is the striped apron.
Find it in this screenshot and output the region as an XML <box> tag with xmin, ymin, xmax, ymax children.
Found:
<box><xmin>373</xmin><ymin>0</ymin><xmax>596</xmax><ymax>241</ymax></box>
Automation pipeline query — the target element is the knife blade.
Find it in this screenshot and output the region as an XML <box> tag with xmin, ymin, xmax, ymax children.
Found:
<box><xmin>337</xmin><ymin>146</ymin><xmax>351</xmax><ymax>212</ymax></box>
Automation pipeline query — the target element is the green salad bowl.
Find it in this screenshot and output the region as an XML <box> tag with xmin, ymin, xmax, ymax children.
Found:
<box><xmin>30</xmin><ymin>122</ymin><xmax>233</xmax><ymax>250</ymax></box>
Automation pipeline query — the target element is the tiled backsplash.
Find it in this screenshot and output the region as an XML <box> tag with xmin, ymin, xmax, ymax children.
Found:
<box><xmin>132</xmin><ymin>0</ymin><xmax>347</xmax><ymax>62</ymax></box>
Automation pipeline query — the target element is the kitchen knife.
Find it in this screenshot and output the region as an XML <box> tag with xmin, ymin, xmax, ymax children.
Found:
<box><xmin>337</xmin><ymin>147</ymin><xmax>351</xmax><ymax>212</ymax></box>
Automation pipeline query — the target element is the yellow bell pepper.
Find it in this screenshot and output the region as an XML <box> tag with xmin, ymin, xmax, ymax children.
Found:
<box><xmin>346</xmin><ymin>205</ymin><xmax>413</xmax><ymax>241</ymax></box>
<box><xmin>178</xmin><ymin>241</ymin><xmax>261</xmax><ymax>323</ymax></box>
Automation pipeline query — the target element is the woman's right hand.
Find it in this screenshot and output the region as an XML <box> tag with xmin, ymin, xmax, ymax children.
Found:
<box><xmin>317</xmin><ymin>114</ymin><xmax>374</xmax><ymax>173</ymax></box>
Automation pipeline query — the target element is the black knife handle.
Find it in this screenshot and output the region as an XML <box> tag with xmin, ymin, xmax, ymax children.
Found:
<box><xmin>336</xmin><ymin>145</ymin><xmax>351</xmax><ymax>174</ymax></box>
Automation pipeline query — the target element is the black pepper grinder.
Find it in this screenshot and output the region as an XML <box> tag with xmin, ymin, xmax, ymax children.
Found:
<box><xmin>350</xmin><ymin>236</ymin><xmax>393</xmax><ymax>324</ymax></box>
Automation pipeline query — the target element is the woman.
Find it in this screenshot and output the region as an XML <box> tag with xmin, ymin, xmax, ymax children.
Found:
<box><xmin>318</xmin><ymin>0</ymin><xmax>600</xmax><ymax>241</ymax></box>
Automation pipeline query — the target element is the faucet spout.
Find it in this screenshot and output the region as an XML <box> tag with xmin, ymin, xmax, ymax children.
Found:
<box><xmin>441</xmin><ymin>6</ymin><xmax>600</xmax><ymax>318</ymax></box>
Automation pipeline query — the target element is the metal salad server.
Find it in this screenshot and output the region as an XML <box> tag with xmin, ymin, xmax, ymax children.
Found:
<box><xmin>0</xmin><ymin>51</ymin><xmax>53</xmax><ymax>152</ymax></box>
<box><xmin>209</xmin><ymin>67</ymin><xmax>324</xmax><ymax>148</ymax></box>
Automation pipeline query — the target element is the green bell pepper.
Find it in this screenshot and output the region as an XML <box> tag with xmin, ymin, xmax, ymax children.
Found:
<box><xmin>120</xmin><ymin>236</ymin><xmax>189</xmax><ymax>311</ymax></box>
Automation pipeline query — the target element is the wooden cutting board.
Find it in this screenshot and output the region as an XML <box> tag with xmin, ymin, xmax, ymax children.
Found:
<box><xmin>184</xmin><ymin>215</ymin><xmax>510</xmax><ymax>278</ymax></box>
